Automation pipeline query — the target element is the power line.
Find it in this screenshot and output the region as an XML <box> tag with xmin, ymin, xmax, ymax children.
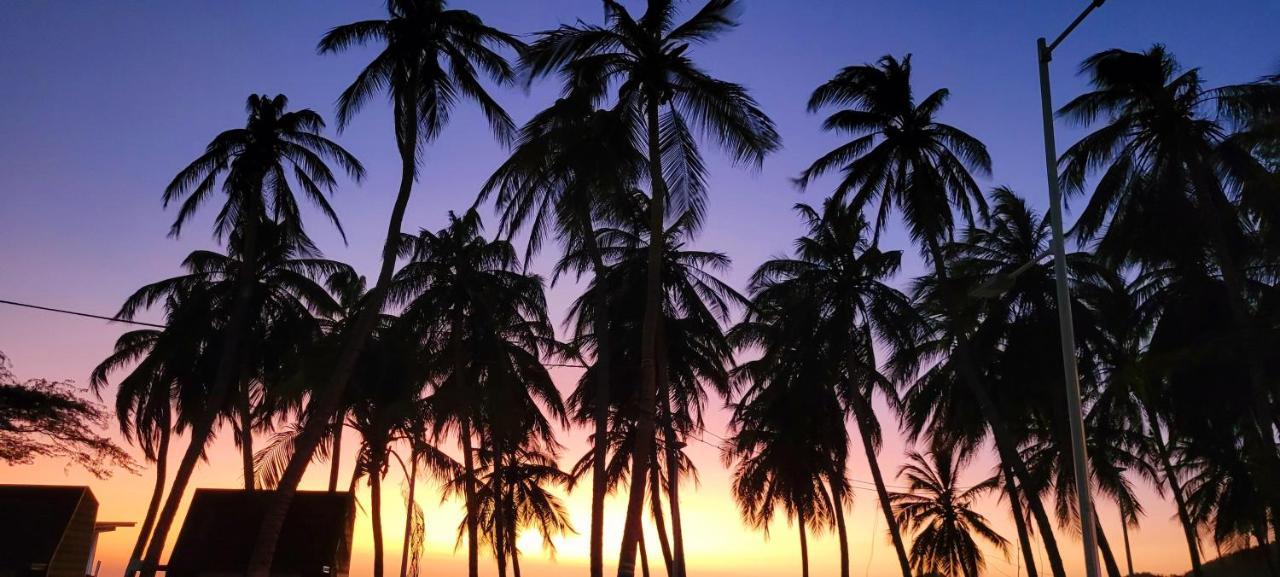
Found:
<box><xmin>0</xmin><ymin>298</ymin><xmax>165</xmax><ymax>328</ymax></box>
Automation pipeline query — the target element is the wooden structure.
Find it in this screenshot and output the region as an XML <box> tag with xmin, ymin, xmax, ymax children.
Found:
<box><xmin>165</xmin><ymin>489</ymin><xmax>354</xmax><ymax>577</ymax></box>
<box><xmin>0</xmin><ymin>485</ymin><xmax>99</xmax><ymax>577</ymax></box>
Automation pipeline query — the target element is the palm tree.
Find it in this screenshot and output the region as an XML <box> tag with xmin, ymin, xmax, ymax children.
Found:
<box><xmin>249</xmin><ymin>5</ymin><xmax>521</xmax><ymax>574</ymax></box>
<box><xmin>90</xmin><ymin>286</ymin><xmax>219</xmax><ymax>577</ymax></box>
<box><xmin>890</xmin><ymin>450</ymin><xmax>1008</xmax><ymax>577</ymax></box>
<box><xmin>1058</xmin><ymin>45</ymin><xmax>1280</xmax><ymax>531</ymax></box>
<box><xmin>524</xmin><ymin>3</ymin><xmax>780</xmax><ymax>572</ymax></box>
<box><xmin>562</xmin><ymin>203</ymin><xmax>740</xmax><ymax>576</ymax></box>
<box><xmin>391</xmin><ymin>210</ymin><xmax>563</xmax><ymax>577</ymax></box>
<box><xmin>479</xmin><ymin>94</ymin><xmax>645</xmax><ymax>574</ymax></box>
<box><xmin>456</xmin><ymin>445</ymin><xmax>574</xmax><ymax>577</ymax></box>
<box><xmin>798</xmin><ymin>55</ymin><xmax>1071</xmax><ymax>577</ymax></box>
<box><xmin>120</xmin><ymin>217</ymin><xmax>348</xmax><ymax>576</ymax></box>
<box><xmin>743</xmin><ymin>199</ymin><xmax>919</xmax><ymax>577</ymax></box>
<box><xmin>723</xmin><ymin>362</ymin><xmax>843</xmax><ymax>577</ymax></box>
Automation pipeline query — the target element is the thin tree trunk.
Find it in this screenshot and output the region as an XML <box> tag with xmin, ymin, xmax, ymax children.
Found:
<box><xmin>239</xmin><ymin>380</ymin><xmax>255</xmax><ymax>491</ymax></box>
<box><xmin>1003</xmin><ymin>462</ymin><xmax>1039</xmax><ymax>577</ymax></box>
<box><xmin>583</xmin><ymin>216</ymin><xmax>612</xmax><ymax>577</ymax></box>
<box><xmin>329</xmin><ymin>415</ymin><xmax>343</xmax><ymax>492</ymax></box>
<box><xmin>655</xmin><ymin>327</ymin><xmax>684</xmax><ymax>577</ymax></box>
<box><xmin>638</xmin><ymin>531</ymin><xmax>651</xmax><ymax>577</ymax></box>
<box><xmin>829</xmin><ymin>480</ymin><xmax>850</xmax><ymax>577</ymax></box>
<box><xmin>846</xmin><ymin>381</ymin><xmax>911</xmax><ymax>577</ymax></box>
<box><xmin>1120</xmin><ymin>511</ymin><xmax>1133</xmax><ymax>577</ymax></box>
<box><xmin>798</xmin><ymin>510</ymin><xmax>810</xmax><ymax>577</ymax></box>
<box><xmin>617</xmin><ymin>95</ymin><xmax>667</xmax><ymax>577</ymax></box>
<box><xmin>1146</xmin><ymin>407</ymin><xmax>1203</xmax><ymax>577</ymax></box>
<box><xmin>496</xmin><ymin>449</ymin><xmax>509</xmax><ymax>577</ymax></box>
<box><xmin>648</xmin><ymin>450</ymin><xmax>675</xmax><ymax>574</ymax></box>
<box><xmin>371</xmin><ymin>459</ymin><xmax>385</xmax><ymax>577</ymax></box>
<box><xmin>924</xmin><ymin>236</ymin><xmax>1068</xmax><ymax>577</ymax></box>
<box><xmin>124</xmin><ymin>420</ymin><xmax>169</xmax><ymax>577</ymax></box>
<box><xmin>246</xmin><ymin>109</ymin><xmax>419</xmax><ymax>577</ymax></box>
<box><xmin>663</xmin><ymin>417</ymin><xmax>686</xmax><ymax>577</ymax></box>
<box><xmin>142</xmin><ymin>210</ymin><xmax>263</xmax><ymax>577</ymax></box>
<box><xmin>461</xmin><ymin>420</ymin><xmax>480</xmax><ymax>577</ymax></box>
<box><xmin>399</xmin><ymin>455</ymin><xmax>418</xmax><ymax>577</ymax></box>
<box><xmin>1096</xmin><ymin>516</ymin><xmax>1121</xmax><ymax>577</ymax></box>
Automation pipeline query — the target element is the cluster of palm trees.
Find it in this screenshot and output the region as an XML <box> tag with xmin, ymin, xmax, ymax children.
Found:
<box><xmin>85</xmin><ymin>2</ymin><xmax>1280</xmax><ymax>577</ymax></box>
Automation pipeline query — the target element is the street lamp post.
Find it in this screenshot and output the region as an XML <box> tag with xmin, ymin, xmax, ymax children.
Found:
<box><xmin>1038</xmin><ymin>2</ymin><xmax>1106</xmax><ymax>577</ymax></box>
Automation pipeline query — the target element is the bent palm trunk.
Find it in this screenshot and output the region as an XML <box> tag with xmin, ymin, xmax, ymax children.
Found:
<box><xmin>125</xmin><ymin>422</ymin><xmax>169</xmax><ymax>577</ymax></box>
<box><xmin>1003</xmin><ymin>462</ymin><xmax>1039</xmax><ymax>577</ymax></box>
<box><xmin>246</xmin><ymin>120</ymin><xmax>419</xmax><ymax>577</ymax></box>
<box><xmin>1096</xmin><ymin>517</ymin><xmax>1121</xmax><ymax>577</ymax></box>
<box><xmin>798</xmin><ymin>509</ymin><xmax>810</xmax><ymax>577</ymax></box>
<box><xmin>399</xmin><ymin>456</ymin><xmax>418</xmax><ymax>577</ymax></box>
<box><xmin>1147</xmin><ymin>407</ymin><xmax>1203</xmax><ymax>576</ymax></box>
<box><xmin>371</xmin><ymin>459</ymin><xmax>385</xmax><ymax>577</ymax></box>
<box><xmin>329</xmin><ymin>416</ymin><xmax>343</xmax><ymax>492</ymax></box>
<box><xmin>829</xmin><ymin>480</ymin><xmax>850</xmax><ymax>577</ymax></box>
<box><xmin>846</xmin><ymin>384</ymin><xmax>911</xmax><ymax>577</ymax></box>
<box><xmin>648</xmin><ymin>450</ymin><xmax>675</xmax><ymax>573</ymax></box>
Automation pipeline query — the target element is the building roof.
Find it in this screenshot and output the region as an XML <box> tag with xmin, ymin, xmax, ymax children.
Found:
<box><xmin>167</xmin><ymin>489</ymin><xmax>354</xmax><ymax>577</ymax></box>
<box><xmin>0</xmin><ymin>485</ymin><xmax>96</xmax><ymax>570</ymax></box>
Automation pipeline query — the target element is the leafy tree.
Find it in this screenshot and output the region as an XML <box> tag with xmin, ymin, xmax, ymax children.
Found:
<box><xmin>524</xmin><ymin>2</ymin><xmax>780</xmax><ymax>572</ymax></box>
<box><xmin>0</xmin><ymin>351</ymin><xmax>133</xmax><ymax>477</ymax></box>
<box><xmin>890</xmin><ymin>450</ymin><xmax>1008</xmax><ymax>577</ymax></box>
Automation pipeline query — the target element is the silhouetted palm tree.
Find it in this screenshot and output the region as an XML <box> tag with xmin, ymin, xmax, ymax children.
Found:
<box><xmin>524</xmin><ymin>3</ymin><xmax>780</xmax><ymax>572</ymax></box>
<box><xmin>890</xmin><ymin>450</ymin><xmax>1008</xmax><ymax>577</ymax></box>
<box><xmin>117</xmin><ymin>218</ymin><xmax>347</xmax><ymax>576</ymax></box>
<box><xmin>480</xmin><ymin>94</ymin><xmax>645</xmax><ymax>568</ymax></box>
<box><xmin>798</xmin><ymin>55</ymin><xmax>1069</xmax><ymax>577</ymax></box>
<box><xmin>1059</xmin><ymin>45</ymin><xmax>1280</xmax><ymax>533</ymax></box>
<box><xmin>249</xmin><ymin>5</ymin><xmax>521</xmax><ymax>574</ymax></box>
<box><xmin>562</xmin><ymin>202</ymin><xmax>739</xmax><ymax>575</ymax></box>
<box><xmin>743</xmin><ymin>199</ymin><xmax>919</xmax><ymax>577</ymax></box>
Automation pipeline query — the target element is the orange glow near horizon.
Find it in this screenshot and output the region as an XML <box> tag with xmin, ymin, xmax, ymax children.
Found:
<box><xmin>2</xmin><ymin>364</ymin><xmax>1204</xmax><ymax>577</ymax></box>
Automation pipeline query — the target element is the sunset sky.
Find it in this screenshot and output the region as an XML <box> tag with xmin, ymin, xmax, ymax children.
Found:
<box><xmin>2</xmin><ymin>1</ymin><xmax>1278</xmax><ymax>576</ymax></box>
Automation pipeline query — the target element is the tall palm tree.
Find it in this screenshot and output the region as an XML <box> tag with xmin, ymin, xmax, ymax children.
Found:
<box><xmin>249</xmin><ymin>5</ymin><xmax>521</xmax><ymax>574</ymax></box>
<box><xmin>392</xmin><ymin>210</ymin><xmax>562</xmax><ymax>577</ymax></box>
<box><xmin>479</xmin><ymin>94</ymin><xmax>644</xmax><ymax>574</ymax></box>
<box><xmin>797</xmin><ymin>55</ymin><xmax>1070</xmax><ymax>577</ymax></box>
<box><xmin>562</xmin><ymin>203</ymin><xmax>739</xmax><ymax>576</ymax></box>
<box><xmin>1058</xmin><ymin>45</ymin><xmax>1280</xmax><ymax>531</ymax></box>
<box><xmin>122</xmin><ymin>217</ymin><xmax>348</xmax><ymax>576</ymax></box>
<box><xmin>723</xmin><ymin>364</ymin><xmax>842</xmax><ymax>577</ymax></box>
<box><xmin>524</xmin><ymin>3</ymin><xmax>780</xmax><ymax>572</ymax></box>
<box><xmin>890</xmin><ymin>450</ymin><xmax>1008</xmax><ymax>577</ymax></box>
<box><xmin>743</xmin><ymin>199</ymin><xmax>919</xmax><ymax>577</ymax></box>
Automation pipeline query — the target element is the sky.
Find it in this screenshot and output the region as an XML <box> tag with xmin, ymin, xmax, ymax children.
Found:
<box><xmin>1</xmin><ymin>1</ymin><xmax>1278</xmax><ymax>576</ymax></box>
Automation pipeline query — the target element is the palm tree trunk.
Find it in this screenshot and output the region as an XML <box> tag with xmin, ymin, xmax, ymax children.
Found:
<box><xmin>663</xmin><ymin>418</ymin><xmax>686</xmax><ymax>577</ymax></box>
<box><xmin>399</xmin><ymin>455</ymin><xmax>418</xmax><ymax>577</ymax></box>
<box><xmin>648</xmin><ymin>451</ymin><xmax>675</xmax><ymax>574</ymax></box>
<box><xmin>495</xmin><ymin>451</ymin><xmax>509</xmax><ymax>577</ymax></box>
<box><xmin>829</xmin><ymin>480</ymin><xmax>850</xmax><ymax>577</ymax></box>
<box><xmin>638</xmin><ymin>531</ymin><xmax>651</xmax><ymax>577</ymax></box>
<box><xmin>329</xmin><ymin>415</ymin><xmax>343</xmax><ymax>492</ymax></box>
<box><xmin>798</xmin><ymin>509</ymin><xmax>810</xmax><ymax>577</ymax></box>
<box><xmin>582</xmin><ymin>216</ymin><xmax>612</xmax><ymax>577</ymax></box>
<box><xmin>461</xmin><ymin>420</ymin><xmax>480</xmax><ymax>577</ymax></box>
<box><xmin>654</xmin><ymin>326</ymin><xmax>685</xmax><ymax>577</ymax></box>
<box><xmin>1096</xmin><ymin>516</ymin><xmax>1122</xmax><ymax>577</ymax></box>
<box><xmin>239</xmin><ymin>380</ymin><xmax>255</xmax><ymax>491</ymax></box>
<box><xmin>1003</xmin><ymin>462</ymin><xmax>1039</xmax><ymax>577</ymax></box>
<box><xmin>125</xmin><ymin>421</ymin><xmax>169</xmax><ymax>577</ymax></box>
<box><xmin>618</xmin><ymin>95</ymin><xmax>668</xmax><ymax>577</ymax></box>
<box><xmin>1146</xmin><ymin>408</ymin><xmax>1203</xmax><ymax>577</ymax></box>
<box><xmin>371</xmin><ymin>460</ymin><xmax>385</xmax><ymax>577</ymax></box>
<box><xmin>923</xmin><ymin>236</ymin><xmax>1068</xmax><ymax>577</ymax></box>
<box><xmin>1120</xmin><ymin>512</ymin><xmax>1133</xmax><ymax>577</ymax></box>
<box><xmin>142</xmin><ymin>208</ymin><xmax>263</xmax><ymax>577</ymax></box>
<box><xmin>846</xmin><ymin>382</ymin><xmax>911</xmax><ymax>577</ymax></box>
<box><xmin>245</xmin><ymin>107</ymin><xmax>420</xmax><ymax>577</ymax></box>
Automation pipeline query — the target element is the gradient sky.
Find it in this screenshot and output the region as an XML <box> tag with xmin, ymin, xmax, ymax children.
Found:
<box><xmin>2</xmin><ymin>2</ymin><xmax>1278</xmax><ymax>576</ymax></box>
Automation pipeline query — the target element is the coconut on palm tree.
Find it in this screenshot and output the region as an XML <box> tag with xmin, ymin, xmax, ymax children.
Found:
<box><xmin>524</xmin><ymin>3</ymin><xmax>779</xmax><ymax>572</ymax></box>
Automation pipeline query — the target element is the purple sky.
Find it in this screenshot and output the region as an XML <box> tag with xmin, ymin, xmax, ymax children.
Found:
<box><xmin>2</xmin><ymin>2</ymin><xmax>1278</xmax><ymax>576</ymax></box>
